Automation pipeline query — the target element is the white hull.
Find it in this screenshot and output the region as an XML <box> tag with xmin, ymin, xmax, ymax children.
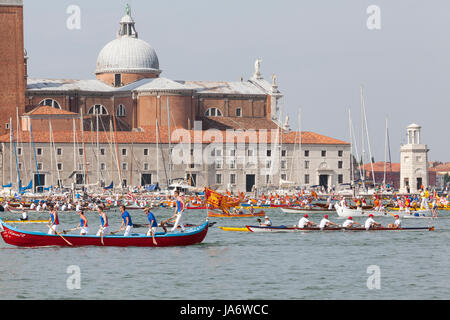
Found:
<box><xmin>334</xmin><ymin>204</ymin><xmax>432</xmax><ymax>218</ymax></box>
<box><xmin>280</xmin><ymin>208</ymin><xmax>331</xmax><ymax>214</ymax></box>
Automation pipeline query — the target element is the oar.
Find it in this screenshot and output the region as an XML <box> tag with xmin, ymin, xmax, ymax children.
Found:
<box><xmin>50</xmin><ymin>227</ymin><xmax>73</xmax><ymax>246</ymax></box>
<box><xmin>62</xmin><ymin>227</ymin><xmax>80</xmax><ymax>234</ymax></box>
<box><xmin>109</xmin><ymin>230</ymin><xmax>122</xmax><ymax>235</ymax></box>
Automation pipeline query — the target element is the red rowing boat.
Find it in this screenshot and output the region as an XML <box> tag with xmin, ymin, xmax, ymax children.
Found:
<box><xmin>0</xmin><ymin>219</ymin><xmax>209</xmax><ymax>247</ymax></box>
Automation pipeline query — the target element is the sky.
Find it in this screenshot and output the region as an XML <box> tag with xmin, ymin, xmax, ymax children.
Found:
<box><xmin>22</xmin><ymin>0</ymin><xmax>450</xmax><ymax>163</ymax></box>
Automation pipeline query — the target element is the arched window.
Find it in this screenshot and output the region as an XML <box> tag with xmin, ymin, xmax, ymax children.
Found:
<box><xmin>205</xmin><ymin>108</ymin><xmax>223</xmax><ymax>117</ymax></box>
<box><xmin>39</xmin><ymin>98</ymin><xmax>61</xmax><ymax>109</ymax></box>
<box><xmin>116</xmin><ymin>104</ymin><xmax>126</xmax><ymax>117</ymax></box>
<box><xmin>88</xmin><ymin>105</ymin><xmax>108</xmax><ymax>115</ymax></box>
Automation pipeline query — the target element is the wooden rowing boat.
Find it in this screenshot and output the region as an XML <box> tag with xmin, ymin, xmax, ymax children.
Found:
<box><xmin>246</xmin><ymin>225</ymin><xmax>435</xmax><ymax>233</ymax></box>
<box><xmin>208</xmin><ymin>211</ymin><xmax>265</xmax><ymax>218</ymax></box>
<box><xmin>218</xmin><ymin>226</ymin><xmax>249</xmax><ymax>232</ymax></box>
<box><xmin>0</xmin><ymin>219</ymin><xmax>209</xmax><ymax>247</ymax></box>
<box><xmin>280</xmin><ymin>207</ymin><xmax>333</xmax><ymax>214</ymax></box>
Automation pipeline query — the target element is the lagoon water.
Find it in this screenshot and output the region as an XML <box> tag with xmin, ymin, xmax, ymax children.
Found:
<box><xmin>0</xmin><ymin>208</ymin><xmax>449</xmax><ymax>300</ymax></box>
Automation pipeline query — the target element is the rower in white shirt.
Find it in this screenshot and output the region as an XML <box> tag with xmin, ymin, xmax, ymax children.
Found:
<box><xmin>319</xmin><ymin>214</ymin><xmax>340</xmax><ymax>230</ymax></box>
<box><xmin>364</xmin><ymin>214</ymin><xmax>382</xmax><ymax>230</ymax></box>
<box><xmin>297</xmin><ymin>214</ymin><xmax>318</xmax><ymax>229</ymax></box>
<box><xmin>342</xmin><ymin>216</ymin><xmax>361</xmax><ymax>229</ymax></box>
<box><xmin>388</xmin><ymin>215</ymin><xmax>402</xmax><ymax>229</ymax></box>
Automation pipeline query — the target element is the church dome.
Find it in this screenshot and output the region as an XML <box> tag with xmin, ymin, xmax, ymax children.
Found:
<box><xmin>95</xmin><ymin>37</ymin><xmax>160</xmax><ymax>74</ymax></box>
<box><xmin>95</xmin><ymin>6</ymin><xmax>161</xmax><ymax>76</ymax></box>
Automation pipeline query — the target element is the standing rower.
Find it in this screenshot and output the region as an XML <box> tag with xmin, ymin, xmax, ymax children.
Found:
<box><xmin>144</xmin><ymin>207</ymin><xmax>158</xmax><ymax>245</ymax></box>
<box><xmin>77</xmin><ymin>210</ymin><xmax>89</xmax><ymax>235</ymax></box>
<box><xmin>96</xmin><ymin>206</ymin><xmax>110</xmax><ymax>236</ymax></box>
<box><xmin>170</xmin><ymin>191</ymin><xmax>186</xmax><ymax>232</ymax></box>
<box><xmin>119</xmin><ymin>205</ymin><xmax>133</xmax><ymax>236</ymax></box>
<box><xmin>47</xmin><ymin>205</ymin><xmax>60</xmax><ymax>235</ymax></box>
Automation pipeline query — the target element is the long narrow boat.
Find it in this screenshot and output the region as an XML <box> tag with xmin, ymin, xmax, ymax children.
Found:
<box><xmin>208</xmin><ymin>211</ymin><xmax>265</xmax><ymax>218</ymax></box>
<box><xmin>0</xmin><ymin>219</ymin><xmax>209</xmax><ymax>247</ymax></box>
<box><xmin>218</xmin><ymin>226</ymin><xmax>249</xmax><ymax>232</ymax></box>
<box><xmin>280</xmin><ymin>207</ymin><xmax>333</xmax><ymax>214</ymax></box>
<box><xmin>334</xmin><ymin>203</ymin><xmax>432</xmax><ymax>218</ymax></box>
<box><xmin>246</xmin><ymin>225</ymin><xmax>434</xmax><ymax>233</ymax></box>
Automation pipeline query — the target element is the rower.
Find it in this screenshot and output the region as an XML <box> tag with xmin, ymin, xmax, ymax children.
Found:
<box><xmin>319</xmin><ymin>214</ymin><xmax>339</xmax><ymax>230</ymax></box>
<box><xmin>20</xmin><ymin>210</ymin><xmax>28</xmax><ymax>221</ymax></box>
<box><xmin>297</xmin><ymin>214</ymin><xmax>318</xmax><ymax>229</ymax></box>
<box><xmin>144</xmin><ymin>207</ymin><xmax>158</xmax><ymax>245</ymax></box>
<box><xmin>342</xmin><ymin>216</ymin><xmax>361</xmax><ymax>229</ymax></box>
<box><xmin>170</xmin><ymin>191</ymin><xmax>185</xmax><ymax>232</ymax></box>
<box><xmin>388</xmin><ymin>214</ymin><xmax>402</xmax><ymax>229</ymax></box>
<box><xmin>96</xmin><ymin>206</ymin><xmax>110</xmax><ymax>236</ymax></box>
<box><xmin>119</xmin><ymin>205</ymin><xmax>133</xmax><ymax>236</ymax></box>
<box><xmin>364</xmin><ymin>214</ymin><xmax>382</xmax><ymax>230</ymax></box>
<box><xmin>259</xmin><ymin>216</ymin><xmax>272</xmax><ymax>227</ymax></box>
<box><xmin>77</xmin><ymin>210</ymin><xmax>89</xmax><ymax>235</ymax></box>
<box><xmin>47</xmin><ymin>205</ymin><xmax>60</xmax><ymax>235</ymax></box>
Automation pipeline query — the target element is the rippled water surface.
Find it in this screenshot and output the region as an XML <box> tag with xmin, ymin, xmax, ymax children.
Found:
<box><xmin>1</xmin><ymin>208</ymin><xmax>449</xmax><ymax>300</ymax></box>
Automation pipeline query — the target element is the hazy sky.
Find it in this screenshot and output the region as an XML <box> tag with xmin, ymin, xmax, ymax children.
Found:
<box><xmin>23</xmin><ymin>0</ymin><xmax>450</xmax><ymax>162</ymax></box>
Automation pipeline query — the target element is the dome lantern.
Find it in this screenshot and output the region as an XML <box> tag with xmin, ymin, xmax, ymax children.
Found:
<box><xmin>95</xmin><ymin>4</ymin><xmax>161</xmax><ymax>86</ymax></box>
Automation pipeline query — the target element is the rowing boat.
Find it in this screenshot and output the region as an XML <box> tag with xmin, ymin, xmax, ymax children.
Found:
<box><xmin>218</xmin><ymin>226</ymin><xmax>249</xmax><ymax>232</ymax></box>
<box><xmin>280</xmin><ymin>207</ymin><xmax>333</xmax><ymax>214</ymax></box>
<box><xmin>245</xmin><ymin>225</ymin><xmax>434</xmax><ymax>233</ymax></box>
<box><xmin>0</xmin><ymin>219</ymin><xmax>209</xmax><ymax>247</ymax></box>
<box><xmin>334</xmin><ymin>203</ymin><xmax>432</xmax><ymax>218</ymax></box>
<box><xmin>208</xmin><ymin>211</ymin><xmax>265</xmax><ymax>218</ymax></box>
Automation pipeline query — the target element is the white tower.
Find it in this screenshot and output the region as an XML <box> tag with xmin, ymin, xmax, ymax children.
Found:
<box><xmin>400</xmin><ymin>124</ymin><xmax>429</xmax><ymax>193</ymax></box>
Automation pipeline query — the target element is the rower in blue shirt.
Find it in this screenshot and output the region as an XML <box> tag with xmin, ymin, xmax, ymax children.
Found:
<box><xmin>119</xmin><ymin>205</ymin><xmax>133</xmax><ymax>236</ymax></box>
<box><xmin>144</xmin><ymin>207</ymin><xmax>158</xmax><ymax>245</ymax></box>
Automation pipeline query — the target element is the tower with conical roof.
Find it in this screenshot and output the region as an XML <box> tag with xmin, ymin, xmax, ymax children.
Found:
<box><xmin>95</xmin><ymin>4</ymin><xmax>161</xmax><ymax>87</ymax></box>
<box><xmin>400</xmin><ymin>123</ymin><xmax>429</xmax><ymax>193</ymax></box>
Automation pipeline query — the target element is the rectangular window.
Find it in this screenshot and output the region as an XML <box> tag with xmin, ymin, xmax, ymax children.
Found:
<box><xmin>230</xmin><ymin>174</ymin><xmax>236</xmax><ymax>184</ymax></box>
<box><xmin>122</xmin><ymin>163</ymin><xmax>128</xmax><ymax>171</ymax></box>
<box><xmin>338</xmin><ymin>174</ymin><xmax>344</xmax><ymax>184</ymax></box>
<box><xmin>122</xmin><ymin>179</ymin><xmax>127</xmax><ymax>187</ymax></box>
<box><xmin>215</xmin><ymin>159</ymin><xmax>223</xmax><ymax>169</ymax></box>
<box><xmin>236</xmin><ymin>108</ymin><xmax>242</xmax><ymax>117</ymax></box>
<box><xmin>121</xmin><ymin>148</ymin><xmax>127</xmax><ymax>156</ymax></box>
<box><xmin>57</xmin><ymin>148</ymin><xmax>62</xmax><ymax>156</ymax></box>
<box><xmin>266</xmin><ymin>175</ymin><xmax>270</xmax><ymax>184</ymax></box>
<box><xmin>144</xmin><ymin>163</ymin><xmax>149</xmax><ymax>171</ymax></box>
<box><xmin>114</xmin><ymin>74</ymin><xmax>121</xmax><ymax>87</ymax></box>
<box><xmin>338</xmin><ymin>161</ymin><xmax>343</xmax><ymax>169</ymax></box>
<box><xmin>100</xmin><ymin>163</ymin><xmax>106</xmax><ymax>171</ymax></box>
<box><xmin>5</xmin><ymin>123</ymin><xmax>9</xmax><ymax>130</ymax></box>
<box><xmin>144</xmin><ymin>148</ymin><xmax>149</xmax><ymax>156</ymax></box>
<box><xmin>281</xmin><ymin>174</ymin><xmax>287</xmax><ymax>181</ymax></box>
<box><xmin>321</xmin><ymin>150</ymin><xmax>327</xmax><ymax>157</ymax></box>
<box><xmin>304</xmin><ymin>150</ymin><xmax>309</xmax><ymax>157</ymax></box>
<box><xmin>229</xmin><ymin>159</ymin><xmax>236</xmax><ymax>169</ymax></box>
<box><xmin>266</xmin><ymin>160</ymin><xmax>271</xmax><ymax>169</ymax></box>
<box><xmin>266</xmin><ymin>150</ymin><xmax>271</xmax><ymax>157</ymax></box>
<box><xmin>18</xmin><ymin>162</ymin><xmax>22</xmax><ymax>170</ymax></box>
<box><xmin>17</xmin><ymin>148</ymin><xmax>22</xmax><ymax>156</ymax></box>
<box><xmin>305</xmin><ymin>174</ymin><xmax>310</xmax><ymax>184</ymax></box>
<box><xmin>37</xmin><ymin>148</ymin><xmax>42</xmax><ymax>156</ymax></box>
<box><xmin>37</xmin><ymin>163</ymin><xmax>43</xmax><ymax>170</ymax></box>
<box><xmin>100</xmin><ymin>148</ymin><xmax>105</xmax><ymax>156</ymax></box>
<box><xmin>338</xmin><ymin>150</ymin><xmax>343</xmax><ymax>157</ymax></box>
<box><xmin>304</xmin><ymin>161</ymin><xmax>310</xmax><ymax>169</ymax></box>
<box><xmin>229</xmin><ymin>149</ymin><xmax>236</xmax><ymax>157</ymax></box>
<box><xmin>281</xmin><ymin>160</ymin><xmax>287</xmax><ymax>169</ymax></box>
<box><xmin>216</xmin><ymin>174</ymin><xmax>222</xmax><ymax>184</ymax></box>
<box><xmin>282</xmin><ymin>150</ymin><xmax>287</xmax><ymax>157</ymax></box>
<box><xmin>247</xmin><ymin>149</ymin><xmax>254</xmax><ymax>157</ymax></box>
<box><xmin>57</xmin><ymin>163</ymin><xmax>63</xmax><ymax>171</ymax></box>
<box><xmin>79</xmin><ymin>148</ymin><xmax>83</xmax><ymax>156</ymax></box>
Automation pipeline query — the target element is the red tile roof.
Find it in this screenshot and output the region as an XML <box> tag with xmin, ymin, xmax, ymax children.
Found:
<box><xmin>0</xmin><ymin>127</ymin><xmax>349</xmax><ymax>145</ymax></box>
<box><xmin>25</xmin><ymin>105</ymin><xmax>78</xmax><ymax>116</ymax></box>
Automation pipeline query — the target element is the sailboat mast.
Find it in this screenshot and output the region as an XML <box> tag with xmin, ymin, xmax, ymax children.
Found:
<box><xmin>348</xmin><ymin>108</ymin><xmax>354</xmax><ymax>186</ymax></box>
<box><xmin>167</xmin><ymin>96</ymin><xmax>172</xmax><ymax>184</ymax></box>
<box><xmin>383</xmin><ymin>117</ymin><xmax>388</xmax><ymax>186</ymax></box>
<box><xmin>298</xmin><ymin>106</ymin><xmax>302</xmax><ymax>187</ymax></box>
